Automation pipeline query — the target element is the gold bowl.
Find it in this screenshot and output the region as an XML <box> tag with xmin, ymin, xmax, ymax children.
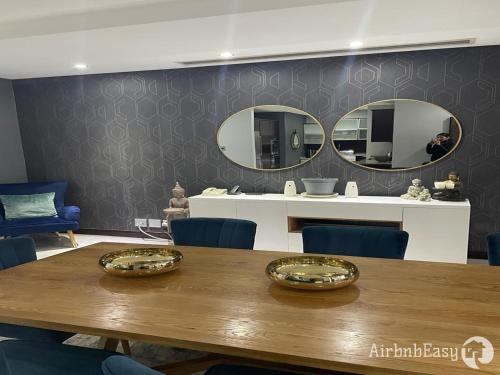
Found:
<box><xmin>99</xmin><ymin>248</ymin><xmax>183</xmax><ymax>277</ymax></box>
<box><xmin>266</xmin><ymin>256</ymin><xmax>359</xmax><ymax>290</ymax></box>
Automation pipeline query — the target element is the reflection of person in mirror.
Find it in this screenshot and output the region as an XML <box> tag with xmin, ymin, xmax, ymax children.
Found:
<box><xmin>426</xmin><ymin>133</ymin><xmax>454</xmax><ymax>161</ymax></box>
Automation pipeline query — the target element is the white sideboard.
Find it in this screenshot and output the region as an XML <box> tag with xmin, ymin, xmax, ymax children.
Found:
<box><xmin>188</xmin><ymin>194</ymin><xmax>471</xmax><ymax>264</ymax></box>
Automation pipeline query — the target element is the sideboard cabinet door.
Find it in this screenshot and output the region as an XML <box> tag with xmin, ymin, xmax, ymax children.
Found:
<box><xmin>403</xmin><ymin>207</ymin><xmax>470</xmax><ymax>264</ymax></box>
<box><xmin>236</xmin><ymin>200</ymin><xmax>289</xmax><ymax>251</ymax></box>
<box><xmin>189</xmin><ymin>197</ymin><xmax>237</xmax><ymax>219</ymax></box>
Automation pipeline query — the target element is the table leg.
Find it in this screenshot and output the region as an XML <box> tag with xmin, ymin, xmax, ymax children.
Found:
<box><xmin>98</xmin><ymin>337</ymin><xmax>119</xmax><ymax>351</ymax></box>
<box><xmin>121</xmin><ymin>339</ymin><xmax>131</xmax><ymax>355</ymax></box>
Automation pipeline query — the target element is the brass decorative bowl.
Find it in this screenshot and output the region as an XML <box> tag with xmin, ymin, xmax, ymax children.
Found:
<box><xmin>266</xmin><ymin>256</ymin><xmax>359</xmax><ymax>290</ymax></box>
<box><xmin>99</xmin><ymin>248</ymin><xmax>183</xmax><ymax>277</ymax></box>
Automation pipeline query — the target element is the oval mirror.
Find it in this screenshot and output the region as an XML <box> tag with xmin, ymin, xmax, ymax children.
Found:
<box><xmin>331</xmin><ymin>99</ymin><xmax>462</xmax><ymax>171</ymax></box>
<box><xmin>218</xmin><ymin>105</ymin><xmax>325</xmax><ymax>170</ymax></box>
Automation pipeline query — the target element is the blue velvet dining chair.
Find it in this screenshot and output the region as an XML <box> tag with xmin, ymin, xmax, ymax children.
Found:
<box><xmin>170</xmin><ymin>218</ymin><xmax>257</xmax><ymax>249</ymax></box>
<box><xmin>302</xmin><ymin>226</ymin><xmax>409</xmax><ymax>259</ymax></box>
<box><xmin>487</xmin><ymin>232</ymin><xmax>500</xmax><ymax>266</ymax></box>
<box><xmin>102</xmin><ymin>356</ymin><xmax>163</xmax><ymax>375</ymax></box>
<box><xmin>0</xmin><ymin>341</ymin><xmax>299</xmax><ymax>375</ymax></box>
<box><xmin>0</xmin><ymin>237</ymin><xmax>73</xmax><ymax>343</ymax></box>
<box><xmin>103</xmin><ymin>357</ymin><xmax>300</xmax><ymax>375</ymax></box>
<box><xmin>0</xmin><ymin>340</ymin><xmax>117</xmax><ymax>375</ymax></box>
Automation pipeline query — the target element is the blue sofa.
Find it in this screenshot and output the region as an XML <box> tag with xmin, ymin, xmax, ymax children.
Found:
<box><xmin>0</xmin><ymin>181</ymin><xmax>80</xmax><ymax>247</ymax></box>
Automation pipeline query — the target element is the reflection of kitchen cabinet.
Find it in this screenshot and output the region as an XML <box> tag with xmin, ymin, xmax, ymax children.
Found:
<box><xmin>304</xmin><ymin>124</ymin><xmax>323</xmax><ymax>144</ymax></box>
<box><xmin>255</xmin><ymin>119</ymin><xmax>278</xmax><ymax>137</ymax></box>
<box><xmin>254</xmin><ymin>118</ymin><xmax>279</xmax><ymax>169</ymax></box>
<box><xmin>371</xmin><ymin>109</ymin><xmax>394</xmax><ymax>142</ymax></box>
<box><xmin>358</xmin><ymin>129</ymin><xmax>367</xmax><ymax>140</ymax></box>
<box><xmin>334</xmin><ymin>130</ymin><xmax>358</xmax><ymax>140</ymax></box>
<box><xmin>334</xmin><ymin>118</ymin><xmax>367</xmax><ymax>140</ymax></box>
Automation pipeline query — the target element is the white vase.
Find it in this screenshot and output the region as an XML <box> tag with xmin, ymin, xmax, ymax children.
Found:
<box><xmin>345</xmin><ymin>181</ymin><xmax>359</xmax><ymax>198</ymax></box>
<box><xmin>284</xmin><ymin>181</ymin><xmax>297</xmax><ymax>197</ymax></box>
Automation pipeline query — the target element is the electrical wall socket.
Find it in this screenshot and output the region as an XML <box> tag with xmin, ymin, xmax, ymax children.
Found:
<box><xmin>134</xmin><ymin>218</ymin><xmax>148</xmax><ymax>227</ymax></box>
<box><xmin>148</xmin><ymin>219</ymin><xmax>162</xmax><ymax>228</ymax></box>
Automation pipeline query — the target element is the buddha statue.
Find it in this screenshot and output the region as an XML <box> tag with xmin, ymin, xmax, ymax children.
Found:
<box><xmin>169</xmin><ymin>182</ymin><xmax>189</xmax><ymax>213</ymax></box>
<box><xmin>432</xmin><ymin>171</ymin><xmax>465</xmax><ymax>201</ymax></box>
<box><xmin>445</xmin><ymin>171</ymin><xmax>463</xmax><ymax>191</ymax></box>
<box><xmin>401</xmin><ymin>179</ymin><xmax>425</xmax><ymax>200</ymax></box>
<box><xmin>163</xmin><ymin>182</ymin><xmax>189</xmax><ymax>232</ymax></box>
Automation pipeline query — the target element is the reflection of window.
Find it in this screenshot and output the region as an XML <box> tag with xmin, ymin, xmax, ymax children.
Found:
<box><xmin>371</xmin><ymin>109</ymin><xmax>394</xmax><ymax>142</ymax></box>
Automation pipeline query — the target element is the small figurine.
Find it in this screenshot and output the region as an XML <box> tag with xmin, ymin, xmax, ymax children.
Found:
<box><xmin>169</xmin><ymin>182</ymin><xmax>189</xmax><ymax>213</ymax></box>
<box><xmin>418</xmin><ymin>188</ymin><xmax>432</xmax><ymax>202</ymax></box>
<box><xmin>163</xmin><ymin>182</ymin><xmax>190</xmax><ymax>232</ymax></box>
<box><xmin>432</xmin><ymin>171</ymin><xmax>465</xmax><ymax>201</ymax></box>
<box><xmin>401</xmin><ymin>179</ymin><xmax>425</xmax><ymax>200</ymax></box>
<box><xmin>445</xmin><ymin>171</ymin><xmax>463</xmax><ymax>192</ymax></box>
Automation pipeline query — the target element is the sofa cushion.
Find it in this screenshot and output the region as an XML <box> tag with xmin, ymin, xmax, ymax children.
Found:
<box><xmin>0</xmin><ymin>181</ymin><xmax>68</xmax><ymax>219</ymax></box>
<box><xmin>0</xmin><ymin>217</ymin><xmax>79</xmax><ymax>236</ymax></box>
<box><xmin>0</xmin><ymin>192</ymin><xmax>58</xmax><ymax>220</ymax></box>
<box><xmin>62</xmin><ymin>206</ymin><xmax>80</xmax><ymax>222</ymax></box>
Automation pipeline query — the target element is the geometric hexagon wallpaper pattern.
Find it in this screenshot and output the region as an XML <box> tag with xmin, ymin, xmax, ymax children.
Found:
<box><xmin>12</xmin><ymin>46</ymin><xmax>500</xmax><ymax>256</ymax></box>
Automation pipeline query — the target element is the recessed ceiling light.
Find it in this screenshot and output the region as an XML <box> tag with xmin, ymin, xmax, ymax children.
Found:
<box><xmin>74</xmin><ymin>63</ymin><xmax>88</xmax><ymax>70</ymax></box>
<box><xmin>220</xmin><ymin>52</ymin><xmax>234</xmax><ymax>59</ymax></box>
<box><xmin>349</xmin><ymin>41</ymin><xmax>364</xmax><ymax>49</ymax></box>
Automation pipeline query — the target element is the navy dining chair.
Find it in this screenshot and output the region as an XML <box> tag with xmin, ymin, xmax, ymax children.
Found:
<box><xmin>103</xmin><ymin>356</ymin><xmax>312</xmax><ymax>375</ymax></box>
<box><xmin>170</xmin><ymin>218</ymin><xmax>257</xmax><ymax>249</ymax></box>
<box><xmin>0</xmin><ymin>341</ymin><xmax>300</xmax><ymax>375</ymax></box>
<box><xmin>103</xmin><ymin>358</ymin><xmax>351</xmax><ymax>375</ymax></box>
<box><xmin>302</xmin><ymin>226</ymin><xmax>409</xmax><ymax>259</ymax></box>
<box><xmin>487</xmin><ymin>232</ymin><xmax>500</xmax><ymax>266</ymax></box>
<box><xmin>0</xmin><ymin>340</ymin><xmax>117</xmax><ymax>375</ymax></box>
<box><xmin>0</xmin><ymin>237</ymin><xmax>74</xmax><ymax>343</ymax></box>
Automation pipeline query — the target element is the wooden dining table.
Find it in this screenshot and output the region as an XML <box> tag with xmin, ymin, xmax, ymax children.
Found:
<box><xmin>0</xmin><ymin>242</ymin><xmax>499</xmax><ymax>375</ymax></box>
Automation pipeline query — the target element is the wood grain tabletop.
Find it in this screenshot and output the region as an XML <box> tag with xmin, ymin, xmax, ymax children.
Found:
<box><xmin>0</xmin><ymin>242</ymin><xmax>499</xmax><ymax>375</ymax></box>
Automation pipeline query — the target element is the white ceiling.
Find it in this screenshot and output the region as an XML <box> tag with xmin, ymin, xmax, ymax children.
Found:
<box><xmin>1</xmin><ymin>0</ymin><xmax>500</xmax><ymax>79</ymax></box>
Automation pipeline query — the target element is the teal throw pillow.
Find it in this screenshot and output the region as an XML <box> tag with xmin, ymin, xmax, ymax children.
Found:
<box><xmin>0</xmin><ymin>192</ymin><xmax>58</xmax><ymax>220</ymax></box>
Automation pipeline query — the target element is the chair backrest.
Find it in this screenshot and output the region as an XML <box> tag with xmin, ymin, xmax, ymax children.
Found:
<box><xmin>102</xmin><ymin>356</ymin><xmax>163</xmax><ymax>375</ymax></box>
<box><xmin>0</xmin><ymin>181</ymin><xmax>68</xmax><ymax>219</ymax></box>
<box><xmin>170</xmin><ymin>218</ymin><xmax>257</xmax><ymax>250</ymax></box>
<box><xmin>0</xmin><ymin>237</ymin><xmax>37</xmax><ymax>270</ymax></box>
<box><xmin>302</xmin><ymin>226</ymin><xmax>409</xmax><ymax>259</ymax></box>
<box><xmin>487</xmin><ymin>232</ymin><xmax>500</xmax><ymax>266</ymax></box>
<box><xmin>0</xmin><ymin>346</ymin><xmax>11</xmax><ymax>375</ymax></box>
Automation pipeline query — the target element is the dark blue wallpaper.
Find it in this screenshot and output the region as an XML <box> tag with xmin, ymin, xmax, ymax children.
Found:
<box><xmin>12</xmin><ymin>46</ymin><xmax>500</xmax><ymax>256</ymax></box>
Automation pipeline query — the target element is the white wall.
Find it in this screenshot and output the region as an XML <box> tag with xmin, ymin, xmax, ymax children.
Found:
<box><xmin>0</xmin><ymin>79</ymin><xmax>27</xmax><ymax>183</ymax></box>
<box><xmin>217</xmin><ymin>108</ymin><xmax>256</xmax><ymax>168</ymax></box>
<box><xmin>391</xmin><ymin>101</ymin><xmax>450</xmax><ymax>168</ymax></box>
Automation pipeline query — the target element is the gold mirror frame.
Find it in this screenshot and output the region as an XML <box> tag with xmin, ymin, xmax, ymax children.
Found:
<box><xmin>217</xmin><ymin>105</ymin><xmax>326</xmax><ymax>172</ymax></box>
<box><xmin>331</xmin><ymin>99</ymin><xmax>463</xmax><ymax>172</ymax></box>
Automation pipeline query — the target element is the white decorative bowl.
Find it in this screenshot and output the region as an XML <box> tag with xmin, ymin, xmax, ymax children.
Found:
<box><xmin>301</xmin><ymin>178</ymin><xmax>339</xmax><ymax>195</ymax></box>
